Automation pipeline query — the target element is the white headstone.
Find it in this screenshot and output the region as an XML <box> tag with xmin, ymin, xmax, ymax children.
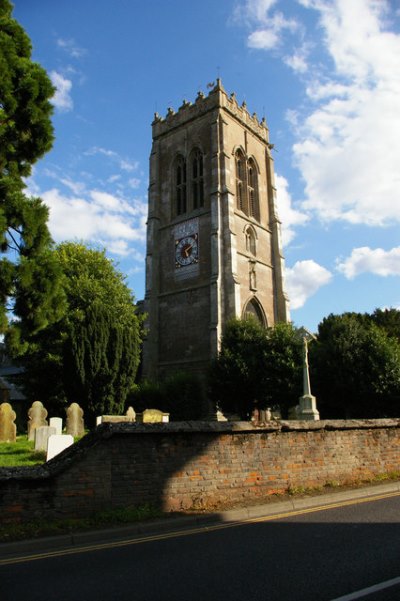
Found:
<box><xmin>49</xmin><ymin>417</ymin><xmax>63</xmax><ymax>435</ymax></box>
<box><xmin>96</xmin><ymin>416</ymin><xmax>102</xmax><ymax>425</ymax></box>
<box><xmin>34</xmin><ymin>426</ymin><xmax>57</xmax><ymax>451</ymax></box>
<box><xmin>47</xmin><ymin>434</ymin><xmax>74</xmax><ymax>461</ymax></box>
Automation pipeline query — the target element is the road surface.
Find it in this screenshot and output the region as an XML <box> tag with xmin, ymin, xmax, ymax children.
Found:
<box><xmin>1</xmin><ymin>491</ymin><xmax>400</xmax><ymax>600</ymax></box>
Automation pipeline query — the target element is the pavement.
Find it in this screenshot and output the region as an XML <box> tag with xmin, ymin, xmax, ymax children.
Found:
<box><xmin>1</xmin><ymin>480</ymin><xmax>400</xmax><ymax>561</ymax></box>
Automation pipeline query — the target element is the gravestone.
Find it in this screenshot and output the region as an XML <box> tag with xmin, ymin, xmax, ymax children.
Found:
<box><xmin>141</xmin><ymin>408</ymin><xmax>169</xmax><ymax>423</ymax></box>
<box><xmin>0</xmin><ymin>402</ymin><xmax>17</xmax><ymax>442</ymax></box>
<box><xmin>49</xmin><ymin>417</ymin><xmax>63</xmax><ymax>435</ymax></box>
<box><xmin>47</xmin><ymin>434</ymin><xmax>74</xmax><ymax>461</ymax></box>
<box><xmin>98</xmin><ymin>407</ymin><xmax>137</xmax><ymax>425</ymax></box>
<box><xmin>34</xmin><ymin>426</ymin><xmax>56</xmax><ymax>452</ymax></box>
<box><xmin>126</xmin><ymin>406</ymin><xmax>136</xmax><ymax>421</ymax></box>
<box><xmin>66</xmin><ymin>403</ymin><xmax>85</xmax><ymax>437</ymax></box>
<box><xmin>27</xmin><ymin>401</ymin><xmax>48</xmax><ymax>441</ymax></box>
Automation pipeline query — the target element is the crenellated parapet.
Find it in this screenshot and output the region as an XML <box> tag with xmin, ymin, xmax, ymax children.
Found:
<box><xmin>152</xmin><ymin>78</ymin><xmax>270</xmax><ymax>144</ymax></box>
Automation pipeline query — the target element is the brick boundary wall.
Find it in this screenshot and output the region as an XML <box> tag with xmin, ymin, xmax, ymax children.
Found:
<box><xmin>1</xmin><ymin>419</ymin><xmax>400</xmax><ymax>524</ymax></box>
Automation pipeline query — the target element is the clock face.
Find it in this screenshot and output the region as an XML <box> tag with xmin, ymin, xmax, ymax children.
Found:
<box><xmin>175</xmin><ymin>234</ymin><xmax>199</xmax><ymax>267</ymax></box>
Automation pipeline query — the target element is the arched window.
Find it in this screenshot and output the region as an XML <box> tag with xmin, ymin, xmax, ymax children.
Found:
<box><xmin>248</xmin><ymin>159</ymin><xmax>260</xmax><ymax>221</ymax></box>
<box><xmin>176</xmin><ymin>155</ymin><xmax>187</xmax><ymax>215</ymax></box>
<box><xmin>243</xmin><ymin>298</ymin><xmax>266</xmax><ymax>326</ymax></box>
<box><xmin>191</xmin><ymin>150</ymin><xmax>204</xmax><ymax>210</ymax></box>
<box><xmin>245</xmin><ymin>225</ymin><xmax>257</xmax><ymax>256</ymax></box>
<box><xmin>235</xmin><ymin>149</ymin><xmax>246</xmax><ymax>213</ymax></box>
<box><xmin>235</xmin><ymin>152</ymin><xmax>260</xmax><ymax>221</ymax></box>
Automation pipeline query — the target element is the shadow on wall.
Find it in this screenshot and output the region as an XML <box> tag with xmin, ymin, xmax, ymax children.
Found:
<box><xmin>1</xmin><ymin>419</ymin><xmax>400</xmax><ymax>523</ymax></box>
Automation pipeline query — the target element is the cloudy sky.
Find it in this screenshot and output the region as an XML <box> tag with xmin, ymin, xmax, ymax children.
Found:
<box><xmin>13</xmin><ymin>0</ymin><xmax>400</xmax><ymax>332</ymax></box>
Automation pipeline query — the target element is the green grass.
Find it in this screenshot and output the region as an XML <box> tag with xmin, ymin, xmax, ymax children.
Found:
<box><xmin>0</xmin><ymin>436</ymin><xmax>46</xmax><ymax>467</ymax></box>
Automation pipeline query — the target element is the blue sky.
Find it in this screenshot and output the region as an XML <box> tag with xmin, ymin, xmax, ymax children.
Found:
<box><xmin>13</xmin><ymin>0</ymin><xmax>400</xmax><ymax>332</ymax></box>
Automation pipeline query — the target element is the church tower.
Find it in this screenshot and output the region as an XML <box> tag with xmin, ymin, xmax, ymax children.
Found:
<box><xmin>142</xmin><ymin>80</ymin><xmax>289</xmax><ymax>381</ymax></box>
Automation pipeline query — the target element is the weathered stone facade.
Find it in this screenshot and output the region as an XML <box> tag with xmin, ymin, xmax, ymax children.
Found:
<box><xmin>143</xmin><ymin>80</ymin><xmax>289</xmax><ymax>380</ymax></box>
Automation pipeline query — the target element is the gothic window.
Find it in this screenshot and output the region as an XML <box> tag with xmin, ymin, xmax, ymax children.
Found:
<box><xmin>235</xmin><ymin>151</ymin><xmax>260</xmax><ymax>221</ymax></box>
<box><xmin>176</xmin><ymin>155</ymin><xmax>187</xmax><ymax>215</ymax></box>
<box><xmin>191</xmin><ymin>150</ymin><xmax>204</xmax><ymax>210</ymax></box>
<box><xmin>248</xmin><ymin>159</ymin><xmax>260</xmax><ymax>221</ymax></box>
<box><xmin>243</xmin><ymin>298</ymin><xmax>265</xmax><ymax>326</ymax></box>
<box><xmin>235</xmin><ymin>149</ymin><xmax>247</xmax><ymax>213</ymax></box>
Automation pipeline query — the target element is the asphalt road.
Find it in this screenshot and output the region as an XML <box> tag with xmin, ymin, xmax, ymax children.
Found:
<box><xmin>1</xmin><ymin>492</ymin><xmax>400</xmax><ymax>601</ymax></box>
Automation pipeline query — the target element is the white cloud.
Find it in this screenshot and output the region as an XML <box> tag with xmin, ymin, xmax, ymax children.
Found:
<box><xmin>336</xmin><ymin>246</ymin><xmax>400</xmax><ymax>279</ymax></box>
<box><xmin>85</xmin><ymin>147</ymin><xmax>140</xmax><ymax>173</ymax></box>
<box><xmin>292</xmin><ymin>1</ymin><xmax>400</xmax><ymax>226</ymax></box>
<box><xmin>234</xmin><ymin>0</ymin><xmax>299</xmax><ymax>49</ymax></box>
<box><xmin>50</xmin><ymin>71</ymin><xmax>73</xmax><ymax>112</ymax></box>
<box><xmin>275</xmin><ymin>173</ymin><xmax>309</xmax><ymax>246</ymax></box>
<box><xmin>120</xmin><ymin>159</ymin><xmax>140</xmax><ymax>172</ymax></box>
<box><xmin>41</xmin><ymin>188</ymin><xmax>147</xmax><ymax>252</ymax></box>
<box><xmin>236</xmin><ymin>0</ymin><xmax>400</xmax><ymax>227</ymax></box>
<box><xmin>60</xmin><ymin>177</ymin><xmax>86</xmax><ymax>195</ymax></box>
<box><xmin>285</xmin><ymin>259</ymin><xmax>332</xmax><ymax>309</ymax></box>
<box><xmin>57</xmin><ymin>38</ymin><xmax>86</xmax><ymax>59</ymax></box>
<box><xmin>284</xmin><ymin>44</ymin><xmax>309</xmax><ymax>73</ymax></box>
<box><xmin>248</xmin><ymin>29</ymin><xmax>279</xmax><ymax>49</ymax></box>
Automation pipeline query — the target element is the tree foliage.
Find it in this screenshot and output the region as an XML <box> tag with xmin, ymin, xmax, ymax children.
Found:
<box><xmin>0</xmin><ymin>0</ymin><xmax>64</xmax><ymax>342</ymax></box>
<box><xmin>370</xmin><ymin>308</ymin><xmax>400</xmax><ymax>343</ymax></box>
<box><xmin>11</xmin><ymin>243</ymin><xmax>142</xmax><ymax>422</ymax></box>
<box><xmin>209</xmin><ymin>319</ymin><xmax>302</xmax><ymax>419</ymax></box>
<box><xmin>311</xmin><ymin>312</ymin><xmax>400</xmax><ymax>418</ymax></box>
<box><xmin>129</xmin><ymin>372</ymin><xmax>205</xmax><ymax>421</ymax></box>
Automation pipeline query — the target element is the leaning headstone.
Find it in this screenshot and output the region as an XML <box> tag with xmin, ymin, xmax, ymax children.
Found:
<box><xmin>66</xmin><ymin>402</ymin><xmax>85</xmax><ymax>437</ymax></box>
<box><xmin>47</xmin><ymin>434</ymin><xmax>74</xmax><ymax>461</ymax></box>
<box><xmin>34</xmin><ymin>426</ymin><xmax>56</xmax><ymax>452</ymax></box>
<box><xmin>49</xmin><ymin>417</ymin><xmax>63</xmax><ymax>435</ymax></box>
<box><xmin>27</xmin><ymin>401</ymin><xmax>48</xmax><ymax>441</ymax></box>
<box><xmin>0</xmin><ymin>402</ymin><xmax>17</xmax><ymax>442</ymax></box>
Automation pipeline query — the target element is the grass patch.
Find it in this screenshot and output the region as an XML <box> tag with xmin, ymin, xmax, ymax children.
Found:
<box><xmin>0</xmin><ymin>436</ymin><xmax>46</xmax><ymax>467</ymax></box>
<box><xmin>0</xmin><ymin>504</ymin><xmax>163</xmax><ymax>543</ymax></box>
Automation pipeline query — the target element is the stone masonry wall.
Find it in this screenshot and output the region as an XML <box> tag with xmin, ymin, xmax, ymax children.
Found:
<box><xmin>1</xmin><ymin>420</ymin><xmax>400</xmax><ymax>524</ymax></box>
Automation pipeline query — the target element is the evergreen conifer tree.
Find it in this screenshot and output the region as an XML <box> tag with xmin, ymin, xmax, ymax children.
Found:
<box><xmin>0</xmin><ymin>0</ymin><xmax>65</xmax><ymax>346</ymax></box>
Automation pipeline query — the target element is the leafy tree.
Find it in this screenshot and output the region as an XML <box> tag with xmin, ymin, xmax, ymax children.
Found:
<box><xmin>209</xmin><ymin>319</ymin><xmax>302</xmax><ymax>419</ymax></box>
<box><xmin>0</xmin><ymin>0</ymin><xmax>64</xmax><ymax>343</ymax></box>
<box><xmin>12</xmin><ymin>243</ymin><xmax>142</xmax><ymax>422</ymax></box>
<box><xmin>311</xmin><ymin>313</ymin><xmax>400</xmax><ymax>418</ymax></box>
<box><xmin>370</xmin><ymin>308</ymin><xmax>400</xmax><ymax>343</ymax></box>
<box><xmin>128</xmin><ymin>372</ymin><xmax>205</xmax><ymax>421</ymax></box>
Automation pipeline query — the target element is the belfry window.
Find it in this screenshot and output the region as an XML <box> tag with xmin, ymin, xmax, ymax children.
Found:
<box><xmin>248</xmin><ymin>159</ymin><xmax>260</xmax><ymax>221</ymax></box>
<box><xmin>191</xmin><ymin>150</ymin><xmax>204</xmax><ymax>210</ymax></box>
<box><xmin>235</xmin><ymin>151</ymin><xmax>260</xmax><ymax>222</ymax></box>
<box><xmin>176</xmin><ymin>155</ymin><xmax>187</xmax><ymax>215</ymax></box>
<box><xmin>235</xmin><ymin>150</ymin><xmax>246</xmax><ymax>213</ymax></box>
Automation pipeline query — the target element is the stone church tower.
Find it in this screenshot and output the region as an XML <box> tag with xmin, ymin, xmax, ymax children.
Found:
<box><xmin>142</xmin><ymin>79</ymin><xmax>289</xmax><ymax>381</ymax></box>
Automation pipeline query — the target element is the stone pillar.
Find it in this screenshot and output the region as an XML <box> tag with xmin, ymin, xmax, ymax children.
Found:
<box><xmin>298</xmin><ymin>330</ymin><xmax>319</xmax><ymax>421</ymax></box>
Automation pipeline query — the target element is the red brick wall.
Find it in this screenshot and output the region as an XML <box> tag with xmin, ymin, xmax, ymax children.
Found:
<box><xmin>1</xmin><ymin>420</ymin><xmax>400</xmax><ymax>523</ymax></box>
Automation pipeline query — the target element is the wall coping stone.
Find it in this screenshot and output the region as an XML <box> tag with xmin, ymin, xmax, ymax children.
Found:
<box><xmin>1</xmin><ymin>419</ymin><xmax>399</xmax><ymax>483</ymax></box>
